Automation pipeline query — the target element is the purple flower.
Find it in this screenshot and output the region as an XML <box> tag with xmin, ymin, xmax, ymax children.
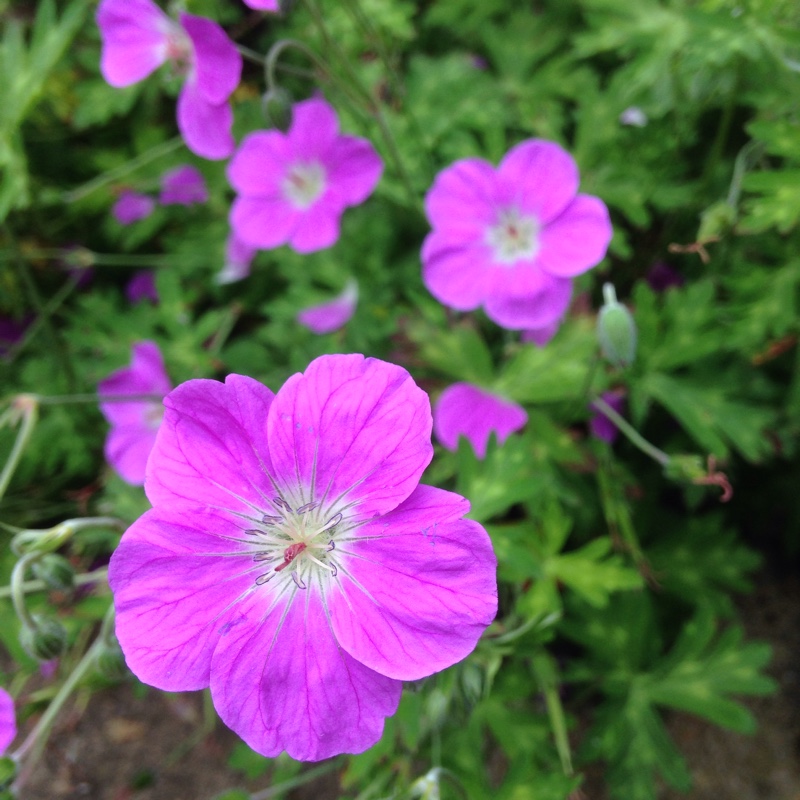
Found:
<box><xmin>0</xmin><ymin>316</ymin><xmax>29</xmax><ymax>361</ymax></box>
<box><xmin>589</xmin><ymin>391</ymin><xmax>625</xmax><ymax>444</ymax></box>
<box><xmin>112</xmin><ymin>190</ymin><xmax>155</xmax><ymax>225</ymax></box>
<box><xmin>434</xmin><ymin>383</ymin><xmax>528</xmax><ymax>459</ymax></box>
<box><xmin>0</xmin><ymin>687</ymin><xmax>15</xmax><ymax>754</ymax></box>
<box><xmin>521</xmin><ymin>316</ymin><xmax>564</xmax><ymax>348</ymax></box>
<box><xmin>159</xmin><ymin>165</ymin><xmax>209</xmax><ymax>206</ymax></box>
<box><xmin>98</xmin><ymin>341</ymin><xmax>172</xmax><ymax>486</ymax></box>
<box><xmin>228</xmin><ymin>98</ymin><xmax>383</xmax><ymax>253</ymax></box>
<box><xmin>126</xmin><ymin>271</ymin><xmax>159</xmax><ymax>304</ymax></box>
<box><xmin>216</xmin><ymin>233</ymin><xmax>257</xmax><ymax>284</ymax></box>
<box><xmin>646</xmin><ymin>261</ymin><xmax>684</xmax><ymax>293</ymax></box>
<box><xmin>97</xmin><ymin>0</ymin><xmax>242</xmax><ymax>160</ymax></box>
<box><xmin>297</xmin><ymin>280</ymin><xmax>358</xmax><ymax>334</ymax></box>
<box><xmin>243</xmin><ymin>0</ymin><xmax>280</xmax><ymax>9</ymax></box>
<box><xmin>422</xmin><ymin>139</ymin><xmax>612</xmax><ymax>330</ymax></box>
<box><xmin>108</xmin><ymin>355</ymin><xmax>497</xmax><ymax>761</ymax></box>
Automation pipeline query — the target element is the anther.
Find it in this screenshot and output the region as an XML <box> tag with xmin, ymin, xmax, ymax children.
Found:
<box><xmin>261</xmin><ymin>514</ymin><xmax>282</xmax><ymax>526</ymax></box>
<box><xmin>326</xmin><ymin>540</ymin><xmax>336</xmax><ymax>552</ymax></box>
<box><xmin>244</xmin><ymin>529</ymin><xmax>261</xmax><ymax>536</ymax></box>
<box><xmin>253</xmin><ymin>553</ymin><xmax>273</xmax><ymax>562</ymax></box>
<box><xmin>255</xmin><ymin>572</ymin><xmax>275</xmax><ymax>586</ymax></box>
<box><xmin>297</xmin><ymin>502</ymin><xmax>319</xmax><ymax>514</ymax></box>
<box><xmin>320</xmin><ymin>512</ymin><xmax>342</xmax><ymax>532</ymax></box>
<box><xmin>291</xmin><ymin>572</ymin><xmax>306</xmax><ymax>590</ymax></box>
<box><xmin>273</xmin><ymin>497</ymin><xmax>293</xmax><ymax>512</ymax></box>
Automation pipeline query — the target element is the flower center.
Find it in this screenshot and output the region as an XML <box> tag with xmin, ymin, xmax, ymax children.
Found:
<box><xmin>282</xmin><ymin>162</ymin><xmax>327</xmax><ymax>210</ymax></box>
<box><xmin>144</xmin><ymin>403</ymin><xmax>164</xmax><ymax>430</ymax></box>
<box><xmin>485</xmin><ymin>208</ymin><xmax>540</xmax><ymax>265</ymax></box>
<box><xmin>246</xmin><ymin>498</ymin><xmax>343</xmax><ymax>591</ymax></box>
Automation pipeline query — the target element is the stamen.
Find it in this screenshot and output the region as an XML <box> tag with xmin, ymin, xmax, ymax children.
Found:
<box><xmin>297</xmin><ymin>502</ymin><xmax>319</xmax><ymax>514</ymax></box>
<box><xmin>255</xmin><ymin>572</ymin><xmax>275</xmax><ymax>586</ymax></box>
<box><xmin>326</xmin><ymin>540</ymin><xmax>336</xmax><ymax>552</ymax></box>
<box><xmin>253</xmin><ymin>553</ymin><xmax>273</xmax><ymax>562</ymax></box>
<box><xmin>261</xmin><ymin>514</ymin><xmax>282</xmax><ymax>525</ymax></box>
<box><xmin>292</xmin><ymin>572</ymin><xmax>307</xmax><ymax>590</ymax></box>
<box><xmin>273</xmin><ymin>497</ymin><xmax>293</xmax><ymax>512</ymax></box>
<box><xmin>319</xmin><ymin>512</ymin><xmax>342</xmax><ymax>533</ymax></box>
<box><xmin>244</xmin><ymin>529</ymin><xmax>262</xmax><ymax>536</ymax></box>
<box><xmin>306</xmin><ymin>553</ymin><xmax>336</xmax><ymax>574</ymax></box>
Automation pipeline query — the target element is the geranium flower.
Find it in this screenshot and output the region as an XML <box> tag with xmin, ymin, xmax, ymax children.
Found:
<box><xmin>434</xmin><ymin>383</ymin><xmax>527</xmax><ymax>459</ymax></box>
<box><xmin>0</xmin><ymin>687</ymin><xmax>15</xmax><ymax>754</ymax></box>
<box><xmin>112</xmin><ymin>190</ymin><xmax>155</xmax><ymax>225</ymax></box>
<box><xmin>98</xmin><ymin>341</ymin><xmax>172</xmax><ymax>486</ymax></box>
<box><xmin>227</xmin><ymin>98</ymin><xmax>383</xmax><ymax>253</ymax></box>
<box><xmin>97</xmin><ymin>0</ymin><xmax>242</xmax><ymax>160</ymax></box>
<box><xmin>422</xmin><ymin>139</ymin><xmax>612</xmax><ymax>330</ymax></box>
<box><xmin>243</xmin><ymin>0</ymin><xmax>280</xmax><ymax>9</ymax></box>
<box><xmin>589</xmin><ymin>391</ymin><xmax>625</xmax><ymax>444</ymax></box>
<box><xmin>108</xmin><ymin>355</ymin><xmax>497</xmax><ymax>761</ymax></box>
<box><xmin>126</xmin><ymin>271</ymin><xmax>159</xmax><ymax>305</ymax></box>
<box><xmin>159</xmin><ymin>165</ymin><xmax>208</xmax><ymax>206</ymax></box>
<box><xmin>216</xmin><ymin>233</ymin><xmax>257</xmax><ymax>284</ymax></box>
<box><xmin>297</xmin><ymin>280</ymin><xmax>358</xmax><ymax>334</ymax></box>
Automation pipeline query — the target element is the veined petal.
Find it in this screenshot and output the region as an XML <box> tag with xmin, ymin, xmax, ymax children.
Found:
<box><xmin>176</xmin><ymin>84</ymin><xmax>235</xmax><ymax>160</ymax></box>
<box><xmin>104</xmin><ymin>426</ymin><xmax>158</xmax><ymax>486</ymax></box>
<box><xmin>180</xmin><ymin>13</ymin><xmax>242</xmax><ymax>105</ymax></box>
<box><xmin>266</xmin><ymin>355</ymin><xmax>432</xmax><ymax>518</ymax></box>
<box><xmin>330</xmin><ymin>485</ymin><xmax>497</xmax><ymax>680</ymax></box>
<box><xmin>145</xmin><ymin>374</ymin><xmax>276</xmax><ymax>513</ymax></box>
<box><xmin>210</xmin><ymin>588</ymin><xmax>401</xmax><ymax>761</ymax></box>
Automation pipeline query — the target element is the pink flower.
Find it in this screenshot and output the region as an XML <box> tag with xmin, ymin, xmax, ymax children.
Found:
<box><xmin>159</xmin><ymin>165</ymin><xmax>209</xmax><ymax>206</ymax></box>
<box><xmin>126</xmin><ymin>271</ymin><xmax>159</xmax><ymax>304</ymax></box>
<box><xmin>97</xmin><ymin>0</ymin><xmax>242</xmax><ymax>160</ymax></box>
<box><xmin>227</xmin><ymin>98</ymin><xmax>383</xmax><ymax>253</ymax></box>
<box><xmin>216</xmin><ymin>233</ymin><xmax>257</xmax><ymax>284</ymax></box>
<box><xmin>589</xmin><ymin>391</ymin><xmax>625</xmax><ymax>444</ymax></box>
<box><xmin>521</xmin><ymin>316</ymin><xmax>563</xmax><ymax>348</ymax></box>
<box><xmin>243</xmin><ymin>0</ymin><xmax>280</xmax><ymax>9</ymax></box>
<box><xmin>108</xmin><ymin>355</ymin><xmax>497</xmax><ymax>761</ymax></box>
<box><xmin>0</xmin><ymin>687</ymin><xmax>15</xmax><ymax>754</ymax></box>
<box><xmin>98</xmin><ymin>342</ymin><xmax>172</xmax><ymax>486</ymax></box>
<box><xmin>422</xmin><ymin>139</ymin><xmax>612</xmax><ymax>330</ymax></box>
<box><xmin>112</xmin><ymin>190</ymin><xmax>155</xmax><ymax>225</ymax></box>
<box><xmin>297</xmin><ymin>280</ymin><xmax>358</xmax><ymax>334</ymax></box>
<box><xmin>434</xmin><ymin>383</ymin><xmax>527</xmax><ymax>459</ymax></box>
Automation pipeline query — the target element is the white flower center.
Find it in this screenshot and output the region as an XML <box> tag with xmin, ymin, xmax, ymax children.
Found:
<box><xmin>245</xmin><ymin>498</ymin><xmax>345</xmax><ymax>591</ymax></box>
<box><xmin>282</xmin><ymin>162</ymin><xmax>327</xmax><ymax>210</ymax></box>
<box><xmin>144</xmin><ymin>403</ymin><xmax>164</xmax><ymax>431</ymax></box>
<box><xmin>485</xmin><ymin>208</ymin><xmax>540</xmax><ymax>265</ymax></box>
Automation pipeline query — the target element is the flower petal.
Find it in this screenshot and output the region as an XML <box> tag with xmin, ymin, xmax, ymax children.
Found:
<box><xmin>180</xmin><ymin>13</ymin><xmax>241</xmax><ymax>105</ymax></box>
<box><xmin>297</xmin><ymin>281</ymin><xmax>358</xmax><ymax>334</ymax></box>
<box><xmin>325</xmin><ymin>135</ymin><xmax>383</xmax><ymax>206</ymax></box>
<box><xmin>242</xmin><ymin>0</ymin><xmax>280</xmax><ymax>8</ymax></box>
<box><xmin>96</xmin><ymin>0</ymin><xmax>172</xmax><ymax>87</ymax></box>
<box><xmin>498</xmin><ymin>139</ymin><xmax>579</xmax><ymax>225</ymax></box>
<box><xmin>288</xmin><ymin>199</ymin><xmax>343</xmax><ymax>253</ymax></box>
<box><xmin>110</xmin><ymin>508</ymin><xmax>258</xmax><ymax>691</ymax></box>
<box><xmin>424</xmin><ymin>158</ymin><xmax>497</xmax><ymax>233</ymax></box>
<box><xmin>537</xmin><ymin>194</ymin><xmax>613</xmax><ymax>278</ymax></box>
<box><xmin>104</xmin><ymin>426</ymin><xmax>158</xmax><ymax>485</ymax></box>
<box><xmin>433</xmin><ymin>383</ymin><xmax>527</xmax><ymax>458</ymax></box>
<box><xmin>330</xmin><ymin>485</ymin><xmax>498</xmax><ymax>680</ymax></box>
<box><xmin>421</xmin><ymin>233</ymin><xmax>491</xmax><ymax>311</ymax></box>
<box><xmin>0</xmin><ymin>687</ymin><xmax>15</xmax><ymax>754</ymax></box>
<box><xmin>227</xmin><ymin>131</ymin><xmax>289</xmax><ymax>196</ymax></box>
<box><xmin>266</xmin><ymin>354</ymin><xmax>432</xmax><ymax>519</ymax></box>
<box><xmin>159</xmin><ymin>164</ymin><xmax>208</xmax><ymax>206</ymax></box>
<box><xmin>176</xmin><ymin>83</ymin><xmax>235</xmax><ymax>160</ymax></box>
<box><xmin>210</xmin><ymin>589</ymin><xmax>401</xmax><ymax>760</ymax></box>
<box><xmin>229</xmin><ymin>196</ymin><xmax>297</xmax><ymax>250</ymax></box>
<box><xmin>288</xmin><ymin>98</ymin><xmax>340</xmax><ymax>161</ymax></box>
<box><xmin>145</xmin><ymin>374</ymin><xmax>276</xmax><ymax>513</ymax></box>
<box><xmin>484</xmin><ymin>269</ymin><xmax>572</xmax><ymax>330</ymax></box>
<box><xmin>112</xmin><ymin>191</ymin><xmax>155</xmax><ymax>225</ymax></box>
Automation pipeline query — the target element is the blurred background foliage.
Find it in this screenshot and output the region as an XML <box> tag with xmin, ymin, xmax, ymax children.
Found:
<box><xmin>1</xmin><ymin>0</ymin><xmax>799</xmax><ymax>798</ymax></box>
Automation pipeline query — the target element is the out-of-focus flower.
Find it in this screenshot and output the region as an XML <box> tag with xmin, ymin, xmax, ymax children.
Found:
<box><xmin>159</xmin><ymin>165</ymin><xmax>209</xmax><ymax>206</ymax></box>
<box><xmin>242</xmin><ymin>0</ymin><xmax>280</xmax><ymax>9</ymax></box>
<box><xmin>97</xmin><ymin>0</ymin><xmax>242</xmax><ymax>159</ymax></box>
<box><xmin>619</xmin><ymin>107</ymin><xmax>648</xmax><ymax>127</ymax></box>
<box><xmin>216</xmin><ymin>233</ymin><xmax>258</xmax><ymax>284</ymax></box>
<box><xmin>422</xmin><ymin>139</ymin><xmax>612</xmax><ymax>330</ymax></box>
<box><xmin>434</xmin><ymin>382</ymin><xmax>527</xmax><ymax>459</ymax></box>
<box><xmin>0</xmin><ymin>316</ymin><xmax>30</xmax><ymax>361</ymax></box>
<box><xmin>521</xmin><ymin>316</ymin><xmax>564</xmax><ymax>348</ymax></box>
<box><xmin>228</xmin><ymin>97</ymin><xmax>383</xmax><ymax>253</ymax></box>
<box><xmin>590</xmin><ymin>391</ymin><xmax>625</xmax><ymax>444</ymax></box>
<box><xmin>112</xmin><ymin>190</ymin><xmax>155</xmax><ymax>225</ymax></box>
<box><xmin>126</xmin><ymin>271</ymin><xmax>159</xmax><ymax>304</ymax></box>
<box><xmin>0</xmin><ymin>687</ymin><xmax>15</xmax><ymax>754</ymax></box>
<box><xmin>98</xmin><ymin>341</ymin><xmax>172</xmax><ymax>486</ymax></box>
<box><xmin>108</xmin><ymin>354</ymin><xmax>497</xmax><ymax>761</ymax></box>
<box><xmin>297</xmin><ymin>280</ymin><xmax>358</xmax><ymax>334</ymax></box>
<box><xmin>646</xmin><ymin>261</ymin><xmax>684</xmax><ymax>293</ymax></box>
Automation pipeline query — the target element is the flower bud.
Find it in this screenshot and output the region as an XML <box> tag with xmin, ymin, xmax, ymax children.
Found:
<box><xmin>32</xmin><ymin>554</ymin><xmax>75</xmax><ymax>591</ymax></box>
<box><xmin>20</xmin><ymin>615</ymin><xmax>68</xmax><ymax>662</ymax></box>
<box><xmin>95</xmin><ymin>638</ymin><xmax>128</xmax><ymax>681</ymax></box>
<box><xmin>261</xmin><ymin>87</ymin><xmax>293</xmax><ymax>132</ymax></box>
<box><xmin>597</xmin><ymin>283</ymin><xmax>637</xmax><ymax>368</ymax></box>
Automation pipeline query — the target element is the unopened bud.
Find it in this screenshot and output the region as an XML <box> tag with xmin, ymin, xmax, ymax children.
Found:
<box><xmin>697</xmin><ymin>200</ymin><xmax>736</xmax><ymax>243</ymax></box>
<box><xmin>261</xmin><ymin>87</ymin><xmax>293</xmax><ymax>132</ymax></box>
<box><xmin>95</xmin><ymin>638</ymin><xmax>128</xmax><ymax>681</ymax></box>
<box><xmin>21</xmin><ymin>615</ymin><xmax>67</xmax><ymax>662</ymax></box>
<box><xmin>597</xmin><ymin>283</ymin><xmax>637</xmax><ymax>368</ymax></box>
<box><xmin>32</xmin><ymin>554</ymin><xmax>75</xmax><ymax>592</ymax></box>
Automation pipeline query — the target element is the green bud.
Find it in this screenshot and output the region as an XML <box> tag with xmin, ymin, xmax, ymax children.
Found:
<box><xmin>697</xmin><ymin>200</ymin><xmax>736</xmax><ymax>242</ymax></box>
<box><xmin>261</xmin><ymin>87</ymin><xmax>293</xmax><ymax>132</ymax></box>
<box><xmin>597</xmin><ymin>283</ymin><xmax>637</xmax><ymax>368</ymax></box>
<box><xmin>20</xmin><ymin>615</ymin><xmax>67</xmax><ymax>662</ymax></box>
<box><xmin>663</xmin><ymin>453</ymin><xmax>707</xmax><ymax>483</ymax></box>
<box><xmin>32</xmin><ymin>554</ymin><xmax>75</xmax><ymax>591</ymax></box>
<box><xmin>95</xmin><ymin>638</ymin><xmax>128</xmax><ymax>681</ymax></box>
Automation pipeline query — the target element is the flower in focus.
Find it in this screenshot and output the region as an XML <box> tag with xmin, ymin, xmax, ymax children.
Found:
<box><xmin>422</xmin><ymin>139</ymin><xmax>612</xmax><ymax>330</ymax></box>
<box><xmin>159</xmin><ymin>165</ymin><xmax>208</xmax><ymax>206</ymax></box>
<box><xmin>216</xmin><ymin>233</ymin><xmax>257</xmax><ymax>284</ymax></box>
<box><xmin>521</xmin><ymin>315</ymin><xmax>564</xmax><ymax>348</ymax></box>
<box><xmin>589</xmin><ymin>391</ymin><xmax>625</xmax><ymax>444</ymax></box>
<box><xmin>97</xmin><ymin>0</ymin><xmax>242</xmax><ymax>159</ymax></box>
<box><xmin>109</xmin><ymin>354</ymin><xmax>497</xmax><ymax>761</ymax></box>
<box><xmin>228</xmin><ymin>98</ymin><xmax>383</xmax><ymax>253</ymax></box>
<box><xmin>98</xmin><ymin>341</ymin><xmax>172</xmax><ymax>485</ymax></box>
<box><xmin>126</xmin><ymin>271</ymin><xmax>159</xmax><ymax>305</ymax></box>
<box><xmin>297</xmin><ymin>280</ymin><xmax>358</xmax><ymax>334</ymax></box>
<box><xmin>0</xmin><ymin>687</ymin><xmax>15</xmax><ymax>754</ymax></box>
<box><xmin>112</xmin><ymin>190</ymin><xmax>155</xmax><ymax>225</ymax></box>
<box><xmin>434</xmin><ymin>383</ymin><xmax>527</xmax><ymax>459</ymax></box>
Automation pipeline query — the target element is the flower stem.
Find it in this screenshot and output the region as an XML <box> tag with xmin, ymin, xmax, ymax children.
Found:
<box><xmin>531</xmin><ymin>651</ymin><xmax>573</xmax><ymax>777</ymax></box>
<box><xmin>11</xmin><ymin>517</ymin><xmax>126</xmax><ymax>557</ymax></box>
<box><xmin>10</xmin><ymin>554</ymin><xmax>40</xmax><ymax>631</ymax></box>
<box><xmin>590</xmin><ymin>395</ymin><xmax>669</xmax><ymax>467</ymax></box>
<box><xmin>250</xmin><ymin>761</ymin><xmax>340</xmax><ymax>800</ymax></box>
<box><xmin>0</xmin><ymin>567</ymin><xmax>108</xmax><ymax>600</ymax></box>
<box><xmin>29</xmin><ymin>392</ymin><xmax>165</xmax><ymax>406</ymax></box>
<box><xmin>0</xmin><ymin>395</ymin><xmax>38</xmax><ymax>504</ymax></box>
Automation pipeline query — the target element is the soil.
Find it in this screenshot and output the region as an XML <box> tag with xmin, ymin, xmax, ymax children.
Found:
<box><xmin>17</xmin><ymin>568</ymin><xmax>800</xmax><ymax>800</ymax></box>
